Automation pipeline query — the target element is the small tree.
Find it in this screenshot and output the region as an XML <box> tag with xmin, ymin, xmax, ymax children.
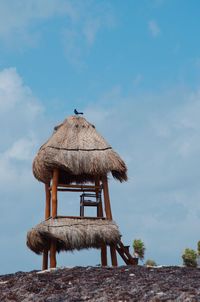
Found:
<box><xmin>145</xmin><ymin>259</ymin><xmax>157</xmax><ymax>267</ymax></box>
<box><xmin>133</xmin><ymin>239</ymin><xmax>145</xmax><ymax>260</ymax></box>
<box><xmin>197</xmin><ymin>241</ymin><xmax>200</xmax><ymax>256</ymax></box>
<box><xmin>182</xmin><ymin>248</ymin><xmax>197</xmax><ymax>267</ymax></box>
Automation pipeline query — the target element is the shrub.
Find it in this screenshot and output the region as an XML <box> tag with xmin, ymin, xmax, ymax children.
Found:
<box><xmin>182</xmin><ymin>248</ymin><xmax>197</xmax><ymax>267</ymax></box>
<box><xmin>145</xmin><ymin>259</ymin><xmax>157</xmax><ymax>267</ymax></box>
<box><xmin>133</xmin><ymin>239</ymin><xmax>145</xmax><ymax>260</ymax></box>
<box><xmin>197</xmin><ymin>241</ymin><xmax>200</xmax><ymax>256</ymax></box>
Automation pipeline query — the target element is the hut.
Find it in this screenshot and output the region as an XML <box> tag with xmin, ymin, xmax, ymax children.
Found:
<box><xmin>27</xmin><ymin>115</ymin><xmax>136</xmax><ymax>269</ymax></box>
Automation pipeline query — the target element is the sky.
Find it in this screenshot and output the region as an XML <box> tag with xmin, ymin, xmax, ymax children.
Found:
<box><xmin>1</xmin><ymin>0</ymin><xmax>200</xmax><ymax>274</ymax></box>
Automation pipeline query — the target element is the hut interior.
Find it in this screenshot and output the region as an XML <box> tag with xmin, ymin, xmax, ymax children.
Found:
<box><xmin>27</xmin><ymin>115</ymin><xmax>137</xmax><ymax>269</ymax></box>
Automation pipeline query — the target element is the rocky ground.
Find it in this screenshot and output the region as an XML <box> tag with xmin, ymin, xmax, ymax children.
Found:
<box><xmin>1</xmin><ymin>266</ymin><xmax>200</xmax><ymax>301</ymax></box>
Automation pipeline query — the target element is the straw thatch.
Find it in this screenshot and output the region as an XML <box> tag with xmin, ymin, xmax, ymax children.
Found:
<box><xmin>26</xmin><ymin>218</ymin><xmax>121</xmax><ymax>254</ymax></box>
<box><xmin>33</xmin><ymin>116</ymin><xmax>127</xmax><ymax>184</ymax></box>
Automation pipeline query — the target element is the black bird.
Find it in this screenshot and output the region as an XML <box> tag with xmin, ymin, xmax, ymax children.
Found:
<box><xmin>74</xmin><ymin>109</ymin><xmax>83</xmax><ymax>115</ymax></box>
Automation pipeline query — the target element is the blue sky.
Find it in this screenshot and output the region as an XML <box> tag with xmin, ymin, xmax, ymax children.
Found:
<box><xmin>1</xmin><ymin>0</ymin><xmax>200</xmax><ymax>274</ymax></box>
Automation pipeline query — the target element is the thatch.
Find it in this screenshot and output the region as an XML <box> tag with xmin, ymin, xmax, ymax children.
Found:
<box><xmin>33</xmin><ymin>116</ymin><xmax>127</xmax><ymax>184</ymax></box>
<box><xmin>26</xmin><ymin>217</ymin><xmax>121</xmax><ymax>254</ymax></box>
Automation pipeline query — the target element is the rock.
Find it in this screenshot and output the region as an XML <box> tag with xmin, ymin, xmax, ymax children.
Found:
<box><xmin>1</xmin><ymin>266</ymin><xmax>200</xmax><ymax>301</ymax></box>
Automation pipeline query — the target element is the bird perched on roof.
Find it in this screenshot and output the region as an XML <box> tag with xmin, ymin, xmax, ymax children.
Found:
<box><xmin>74</xmin><ymin>109</ymin><xmax>83</xmax><ymax>115</ymax></box>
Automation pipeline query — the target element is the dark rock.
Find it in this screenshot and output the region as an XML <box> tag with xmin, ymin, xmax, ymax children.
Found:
<box><xmin>1</xmin><ymin>266</ymin><xmax>200</xmax><ymax>301</ymax></box>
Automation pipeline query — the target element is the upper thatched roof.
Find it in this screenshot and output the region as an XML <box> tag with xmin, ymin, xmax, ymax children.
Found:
<box><xmin>33</xmin><ymin>115</ymin><xmax>127</xmax><ymax>184</ymax></box>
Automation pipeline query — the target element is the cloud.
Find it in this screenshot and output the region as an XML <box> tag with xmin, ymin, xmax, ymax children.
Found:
<box><xmin>84</xmin><ymin>85</ymin><xmax>200</xmax><ymax>265</ymax></box>
<box><xmin>62</xmin><ymin>1</ymin><xmax>115</xmax><ymax>66</ymax></box>
<box><xmin>148</xmin><ymin>20</ymin><xmax>161</xmax><ymax>37</ymax></box>
<box><xmin>0</xmin><ymin>0</ymin><xmax>76</xmax><ymax>47</ymax></box>
<box><xmin>0</xmin><ymin>0</ymin><xmax>115</xmax><ymax>66</ymax></box>
<box><xmin>0</xmin><ymin>67</ymin><xmax>49</xmax><ymax>273</ymax></box>
<box><xmin>0</xmin><ymin>68</ymin><xmax>43</xmax><ymax>150</ymax></box>
<box><xmin>6</xmin><ymin>137</ymin><xmax>37</xmax><ymax>161</ymax></box>
<box><xmin>2</xmin><ymin>68</ymin><xmax>200</xmax><ymax>271</ymax></box>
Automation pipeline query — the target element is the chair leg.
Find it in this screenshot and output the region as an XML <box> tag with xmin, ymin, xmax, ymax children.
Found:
<box><xmin>80</xmin><ymin>204</ymin><xmax>84</xmax><ymax>217</ymax></box>
<box><xmin>110</xmin><ymin>245</ymin><xmax>118</xmax><ymax>266</ymax></box>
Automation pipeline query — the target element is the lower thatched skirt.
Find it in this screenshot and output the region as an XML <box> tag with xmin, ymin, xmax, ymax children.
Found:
<box><xmin>26</xmin><ymin>218</ymin><xmax>121</xmax><ymax>254</ymax></box>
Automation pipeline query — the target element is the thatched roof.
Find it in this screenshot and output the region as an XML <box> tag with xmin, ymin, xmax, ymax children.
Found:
<box><xmin>33</xmin><ymin>116</ymin><xmax>127</xmax><ymax>184</ymax></box>
<box><xmin>26</xmin><ymin>217</ymin><xmax>121</xmax><ymax>254</ymax></box>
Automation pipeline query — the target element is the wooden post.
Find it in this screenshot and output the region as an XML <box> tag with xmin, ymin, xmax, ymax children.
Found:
<box><xmin>50</xmin><ymin>169</ymin><xmax>59</xmax><ymax>268</ymax></box>
<box><xmin>101</xmin><ymin>244</ymin><xmax>107</xmax><ymax>266</ymax></box>
<box><xmin>102</xmin><ymin>176</ymin><xmax>112</xmax><ymax>220</ymax></box>
<box><xmin>110</xmin><ymin>244</ymin><xmax>118</xmax><ymax>266</ymax></box>
<box><xmin>50</xmin><ymin>240</ymin><xmax>57</xmax><ymax>268</ymax></box>
<box><xmin>52</xmin><ymin>169</ymin><xmax>58</xmax><ymax>218</ymax></box>
<box><xmin>42</xmin><ymin>182</ymin><xmax>51</xmax><ymax>270</ymax></box>
<box><xmin>95</xmin><ymin>178</ymin><xmax>107</xmax><ymax>266</ymax></box>
<box><xmin>102</xmin><ymin>175</ymin><xmax>118</xmax><ymax>266</ymax></box>
<box><xmin>45</xmin><ymin>182</ymin><xmax>51</xmax><ymax>219</ymax></box>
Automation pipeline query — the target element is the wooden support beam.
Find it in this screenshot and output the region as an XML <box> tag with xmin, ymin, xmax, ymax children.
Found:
<box><xmin>101</xmin><ymin>244</ymin><xmax>107</xmax><ymax>266</ymax></box>
<box><xmin>95</xmin><ymin>178</ymin><xmax>107</xmax><ymax>266</ymax></box>
<box><xmin>110</xmin><ymin>245</ymin><xmax>118</xmax><ymax>267</ymax></box>
<box><xmin>50</xmin><ymin>169</ymin><xmax>58</xmax><ymax>268</ymax></box>
<box><xmin>55</xmin><ymin>215</ymin><xmax>106</xmax><ymax>220</ymax></box>
<box><xmin>57</xmin><ymin>184</ymin><xmax>101</xmax><ymax>190</ymax></box>
<box><xmin>42</xmin><ymin>250</ymin><xmax>48</xmax><ymax>271</ymax></box>
<box><xmin>42</xmin><ymin>182</ymin><xmax>51</xmax><ymax>270</ymax></box>
<box><xmin>50</xmin><ymin>240</ymin><xmax>57</xmax><ymax>268</ymax></box>
<box><xmin>102</xmin><ymin>176</ymin><xmax>112</xmax><ymax>220</ymax></box>
<box><xmin>52</xmin><ymin>169</ymin><xmax>59</xmax><ymax>218</ymax></box>
<box><xmin>102</xmin><ymin>176</ymin><xmax>118</xmax><ymax>266</ymax></box>
<box><xmin>95</xmin><ymin>178</ymin><xmax>102</xmax><ymax>218</ymax></box>
<box><xmin>45</xmin><ymin>182</ymin><xmax>51</xmax><ymax>219</ymax></box>
<box><xmin>57</xmin><ymin>188</ymin><xmax>98</xmax><ymax>192</ymax></box>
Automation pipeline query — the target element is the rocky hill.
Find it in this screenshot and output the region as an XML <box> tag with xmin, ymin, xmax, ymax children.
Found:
<box><xmin>1</xmin><ymin>266</ymin><xmax>200</xmax><ymax>301</ymax></box>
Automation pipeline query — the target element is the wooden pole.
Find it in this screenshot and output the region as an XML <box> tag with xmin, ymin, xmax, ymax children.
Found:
<box><xmin>50</xmin><ymin>240</ymin><xmax>57</xmax><ymax>268</ymax></box>
<box><xmin>52</xmin><ymin>169</ymin><xmax>59</xmax><ymax>218</ymax></box>
<box><xmin>45</xmin><ymin>182</ymin><xmax>51</xmax><ymax>219</ymax></box>
<box><xmin>101</xmin><ymin>244</ymin><xmax>107</xmax><ymax>266</ymax></box>
<box><xmin>96</xmin><ymin>178</ymin><xmax>107</xmax><ymax>266</ymax></box>
<box><xmin>42</xmin><ymin>182</ymin><xmax>51</xmax><ymax>270</ymax></box>
<box><xmin>110</xmin><ymin>244</ymin><xmax>118</xmax><ymax>266</ymax></box>
<box><xmin>50</xmin><ymin>169</ymin><xmax>59</xmax><ymax>268</ymax></box>
<box><xmin>102</xmin><ymin>175</ymin><xmax>118</xmax><ymax>266</ymax></box>
<box><xmin>102</xmin><ymin>176</ymin><xmax>112</xmax><ymax>220</ymax></box>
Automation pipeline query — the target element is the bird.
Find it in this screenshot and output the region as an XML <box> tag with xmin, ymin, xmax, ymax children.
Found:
<box><xmin>74</xmin><ymin>109</ymin><xmax>83</xmax><ymax>115</ymax></box>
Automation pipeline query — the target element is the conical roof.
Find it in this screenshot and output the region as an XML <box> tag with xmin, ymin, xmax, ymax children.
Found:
<box><xmin>33</xmin><ymin>116</ymin><xmax>127</xmax><ymax>184</ymax></box>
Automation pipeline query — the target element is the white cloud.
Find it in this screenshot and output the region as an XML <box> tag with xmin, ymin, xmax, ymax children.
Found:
<box><xmin>0</xmin><ymin>68</ymin><xmax>40</xmax><ymax>114</ymax></box>
<box><xmin>83</xmin><ymin>86</ymin><xmax>200</xmax><ymax>265</ymax></box>
<box><xmin>0</xmin><ymin>0</ymin><xmax>76</xmax><ymax>46</ymax></box>
<box><xmin>148</xmin><ymin>20</ymin><xmax>161</xmax><ymax>37</ymax></box>
<box><xmin>0</xmin><ymin>0</ymin><xmax>115</xmax><ymax>66</ymax></box>
<box><xmin>0</xmin><ymin>67</ymin><xmax>49</xmax><ymax>273</ymax></box>
<box><xmin>2</xmin><ymin>68</ymin><xmax>200</xmax><ymax>270</ymax></box>
<box><xmin>0</xmin><ymin>67</ymin><xmax>44</xmax><ymax>186</ymax></box>
<box><xmin>6</xmin><ymin>137</ymin><xmax>36</xmax><ymax>161</ymax></box>
<box><xmin>0</xmin><ymin>68</ymin><xmax>43</xmax><ymax>152</ymax></box>
<box><xmin>62</xmin><ymin>1</ymin><xmax>115</xmax><ymax>66</ymax></box>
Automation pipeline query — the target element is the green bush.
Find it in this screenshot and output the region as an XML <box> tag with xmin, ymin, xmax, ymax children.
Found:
<box><xmin>133</xmin><ymin>239</ymin><xmax>145</xmax><ymax>260</ymax></box>
<box><xmin>145</xmin><ymin>259</ymin><xmax>157</xmax><ymax>267</ymax></box>
<box><xmin>197</xmin><ymin>241</ymin><xmax>200</xmax><ymax>256</ymax></box>
<box><xmin>182</xmin><ymin>248</ymin><xmax>197</xmax><ymax>267</ymax></box>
